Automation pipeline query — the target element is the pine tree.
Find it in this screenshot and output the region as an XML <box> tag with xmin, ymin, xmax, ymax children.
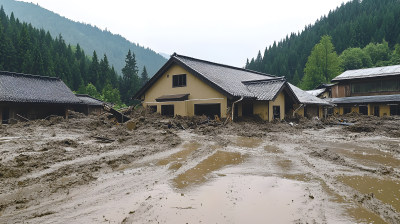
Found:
<box><xmin>140</xmin><ymin>66</ymin><xmax>149</xmax><ymax>87</ymax></box>
<box><xmin>120</xmin><ymin>49</ymin><xmax>139</xmax><ymax>105</ymax></box>
<box><xmin>88</xmin><ymin>51</ymin><xmax>100</xmax><ymax>89</ymax></box>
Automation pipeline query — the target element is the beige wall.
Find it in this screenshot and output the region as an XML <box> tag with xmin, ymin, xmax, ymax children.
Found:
<box><xmin>333</xmin><ymin>104</ymin><xmax>392</xmax><ymax>117</ymax></box>
<box><xmin>143</xmin><ymin>64</ymin><xmax>228</xmax><ymax>118</ymax></box>
<box><xmin>294</xmin><ymin>104</ymin><xmax>305</xmax><ymax>117</ymax></box>
<box><xmin>268</xmin><ymin>91</ymin><xmax>285</xmax><ymax>121</ymax></box>
<box><xmin>253</xmin><ymin>101</ymin><xmax>268</xmax><ymax>121</ymax></box>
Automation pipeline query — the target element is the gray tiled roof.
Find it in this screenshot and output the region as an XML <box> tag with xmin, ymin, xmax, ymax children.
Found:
<box><xmin>289</xmin><ymin>84</ymin><xmax>332</xmax><ymax>106</ymax></box>
<box><xmin>243</xmin><ymin>79</ymin><xmax>285</xmax><ymax>100</ymax></box>
<box><xmin>75</xmin><ymin>94</ymin><xmax>104</xmax><ymax>106</ymax></box>
<box><xmin>174</xmin><ymin>54</ymin><xmax>275</xmax><ymax>98</ymax></box>
<box><xmin>332</xmin><ymin>65</ymin><xmax>400</xmax><ymax>81</ymax></box>
<box><xmin>0</xmin><ymin>71</ymin><xmax>81</xmax><ymax>104</ymax></box>
<box><xmin>327</xmin><ymin>94</ymin><xmax>400</xmax><ymax>104</ymax></box>
<box><xmin>306</xmin><ymin>88</ymin><xmax>325</xmax><ymax>96</ymax></box>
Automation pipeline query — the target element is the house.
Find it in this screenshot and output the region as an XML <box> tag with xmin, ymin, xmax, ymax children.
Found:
<box><xmin>328</xmin><ymin>65</ymin><xmax>400</xmax><ymax>116</ymax></box>
<box><xmin>75</xmin><ymin>94</ymin><xmax>105</xmax><ymax>115</ymax></box>
<box><xmin>0</xmin><ymin>71</ymin><xmax>82</xmax><ymax>124</ymax></box>
<box><xmin>133</xmin><ymin>53</ymin><xmax>330</xmax><ymax>121</ymax></box>
<box><xmin>306</xmin><ymin>83</ymin><xmax>334</xmax><ymax>99</ymax></box>
<box><xmin>289</xmin><ymin>84</ymin><xmax>333</xmax><ymax>118</ymax></box>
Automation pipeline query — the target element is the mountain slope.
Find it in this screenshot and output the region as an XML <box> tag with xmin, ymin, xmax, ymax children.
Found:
<box><xmin>1</xmin><ymin>0</ymin><xmax>167</xmax><ymax>76</ymax></box>
<box><xmin>246</xmin><ymin>0</ymin><xmax>400</xmax><ymax>84</ymax></box>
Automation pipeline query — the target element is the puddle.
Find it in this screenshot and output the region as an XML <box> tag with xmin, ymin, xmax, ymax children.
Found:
<box><xmin>276</xmin><ymin>159</ymin><xmax>292</xmax><ymax>171</ymax></box>
<box><xmin>157</xmin><ymin>141</ymin><xmax>201</xmax><ymax>166</ymax></box>
<box><xmin>282</xmin><ymin>173</ymin><xmax>311</xmax><ymax>182</ymax></box>
<box><xmin>143</xmin><ymin>175</ymin><xmax>343</xmax><ymax>224</ymax></box>
<box><xmin>264</xmin><ymin>144</ymin><xmax>283</xmax><ymax>153</ymax></box>
<box><xmin>173</xmin><ymin>151</ymin><xmax>244</xmax><ymax>189</ymax></box>
<box><xmin>235</xmin><ymin>137</ymin><xmax>262</xmax><ymax>148</ymax></box>
<box><xmin>338</xmin><ymin>176</ymin><xmax>400</xmax><ymax>212</ymax></box>
<box><xmin>328</xmin><ymin>144</ymin><xmax>399</xmax><ymax>168</ymax></box>
<box><xmin>347</xmin><ymin>206</ymin><xmax>386</xmax><ymax>224</ymax></box>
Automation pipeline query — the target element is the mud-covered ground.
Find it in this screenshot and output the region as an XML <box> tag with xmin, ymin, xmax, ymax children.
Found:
<box><xmin>0</xmin><ymin>111</ymin><xmax>399</xmax><ymax>224</ymax></box>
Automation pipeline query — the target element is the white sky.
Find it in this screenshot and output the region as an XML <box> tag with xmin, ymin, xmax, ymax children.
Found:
<box><xmin>19</xmin><ymin>0</ymin><xmax>350</xmax><ymax>67</ymax></box>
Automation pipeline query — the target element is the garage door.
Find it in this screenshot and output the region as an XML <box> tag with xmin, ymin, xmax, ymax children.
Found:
<box><xmin>194</xmin><ymin>104</ymin><xmax>221</xmax><ymax>118</ymax></box>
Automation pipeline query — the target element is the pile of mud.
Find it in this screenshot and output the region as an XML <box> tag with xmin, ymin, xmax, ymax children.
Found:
<box><xmin>326</xmin><ymin>113</ymin><xmax>400</xmax><ymax>137</ymax></box>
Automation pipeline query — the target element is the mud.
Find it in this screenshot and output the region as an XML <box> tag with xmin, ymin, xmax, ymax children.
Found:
<box><xmin>0</xmin><ymin>110</ymin><xmax>399</xmax><ymax>223</ymax></box>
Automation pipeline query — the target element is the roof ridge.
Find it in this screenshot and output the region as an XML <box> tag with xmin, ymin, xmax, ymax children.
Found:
<box><xmin>0</xmin><ymin>70</ymin><xmax>61</xmax><ymax>81</ymax></box>
<box><xmin>341</xmin><ymin>64</ymin><xmax>400</xmax><ymax>73</ymax></box>
<box><xmin>172</xmin><ymin>53</ymin><xmax>276</xmax><ymax>78</ymax></box>
<box><xmin>242</xmin><ymin>77</ymin><xmax>286</xmax><ymax>85</ymax></box>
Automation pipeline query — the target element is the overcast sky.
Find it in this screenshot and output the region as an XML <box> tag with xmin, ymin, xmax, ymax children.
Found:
<box><xmin>20</xmin><ymin>0</ymin><xmax>350</xmax><ymax>67</ymax></box>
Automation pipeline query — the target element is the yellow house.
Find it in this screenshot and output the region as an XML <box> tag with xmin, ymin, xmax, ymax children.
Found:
<box><xmin>133</xmin><ymin>53</ymin><xmax>329</xmax><ymax>121</ymax></box>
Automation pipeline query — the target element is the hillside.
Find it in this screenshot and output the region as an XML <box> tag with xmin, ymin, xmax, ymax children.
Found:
<box><xmin>0</xmin><ymin>0</ymin><xmax>167</xmax><ymax>76</ymax></box>
<box><xmin>246</xmin><ymin>0</ymin><xmax>400</xmax><ymax>85</ymax></box>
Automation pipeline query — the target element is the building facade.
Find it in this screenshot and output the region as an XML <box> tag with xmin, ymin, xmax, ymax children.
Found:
<box><xmin>329</xmin><ymin>65</ymin><xmax>400</xmax><ymax>116</ymax></box>
<box><xmin>133</xmin><ymin>53</ymin><xmax>330</xmax><ymax>121</ymax></box>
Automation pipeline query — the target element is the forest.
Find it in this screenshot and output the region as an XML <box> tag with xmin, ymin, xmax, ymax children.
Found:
<box><xmin>0</xmin><ymin>6</ymin><xmax>147</xmax><ymax>107</ymax></box>
<box><xmin>246</xmin><ymin>0</ymin><xmax>400</xmax><ymax>89</ymax></box>
<box><xmin>0</xmin><ymin>0</ymin><xmax>167</xmax><ymax>76</ymax></box>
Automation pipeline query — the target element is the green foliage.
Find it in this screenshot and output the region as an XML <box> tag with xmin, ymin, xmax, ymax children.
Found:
<box><xmin>246</xmin><ymin>0</ymin><xmax>400</xmax><ymax>83</ymax></box>
<box><xmin>301</xmin><ymin>36</ymin><xmax>341</xmax><ymax>90</ymax></box>
<box><xmin>364</xmin><ymin>41</ymin><xmax>391</xmax><ymax>65</ymax></box>
<box><xmin>0</xmin><ymin>6</ymin><xmax>127</xmax><ymax>108</ymax></box>
<box><xmin>339</xmin><ymin>47</ymin><xmax>372</xmax><ymax>70</ymax></box>
<box><xmin>140</xmin><ymin>66</ymin><xmax>149</xmax><ymax>87</ymax></box>
<box><xmin>120</xmin><ymin>49</ymin><xmax>139</xmax><ymax>105</ymax></box>
<box><xmin>1</xmin><ymin>0</ymin><xmax>167</xmax><ymax>76</ymax></box>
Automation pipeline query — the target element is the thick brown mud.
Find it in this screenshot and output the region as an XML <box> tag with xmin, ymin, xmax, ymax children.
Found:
<box><xmin>0</xmin><ymin>111</ymin><xmax>399</xmax><ymax>223</ymax></box>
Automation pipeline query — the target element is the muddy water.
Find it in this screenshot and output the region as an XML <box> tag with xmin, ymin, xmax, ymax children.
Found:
<box><xmin>235</xmin><ymin>136</ymin><xmax>262</xmax><ymax>148</ymax></box>
<box><xmin>157</xmin><ymin>141</ymin><xmax>201</xmax><ymax>166</ymax></box>
<box><xmin>152</xmin><ymin>175</ymin><xmax>341</xmax><ymax>224</ymax></box>
<box><xmin>338</xmin><ymin>176</ymin><xmax>400</xmax><ymax>212</ymax></box>
<box><xmin>328</xmin><ymin>144</ymin><xmax>400</xmax><ymax>168</ymax></box>
<box><xmin>347</xmin><ymin>206</ymin><xmax>387</xmax><ymax>224</ymax></box>
<box><xmin>173</xmin><ymin>151</ymin><xmax>244</xmax><ymax>189</ymax></box>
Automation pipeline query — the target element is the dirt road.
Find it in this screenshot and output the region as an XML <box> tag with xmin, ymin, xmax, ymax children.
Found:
<box><xmin>0</xmin><ymin>113</ymin><xmax>399</xmax><ymax>223</ymax></box>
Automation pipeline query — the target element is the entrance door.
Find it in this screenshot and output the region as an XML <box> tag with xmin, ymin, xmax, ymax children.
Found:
<box><xmin>374</xmin><ymin>106</ymin><xmax>380</xmax><ymax>117</ymax></box>
<box><xmin>161</xmin><ymin>105</ymin><xmax>174</xmax><ymax>116</ymax></box>
<box><xmin>2</xmin><ymin>108</ymin><xmax>9</xmax><ymax>124</ymax></box>
<box><xmin>273</xmin><ymin>106</ymin><xmax>280</xmax><ymax>120</ymax></box>
<box><xmin>242</xmin><ymin>101</ymin><xmax>253</xmax><ymax>116</ymax></box>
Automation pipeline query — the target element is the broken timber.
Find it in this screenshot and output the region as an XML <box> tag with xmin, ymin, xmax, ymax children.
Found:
<box><xmin>103</xmin><ymin>104</ymin><xmax>130</xmax><ymax>123</ymax></box>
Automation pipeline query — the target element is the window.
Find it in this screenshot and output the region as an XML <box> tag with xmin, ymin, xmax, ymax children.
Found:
<box><xmin>148</xmin><ymin>105</ymin><xmax>157</xmax><ymax>113</ymax></box>
<box><xmin>351</xmin><ymin>79</ymin><xmax>400</xmax><ymax>94</ymax></box>
<box><xmin>390</xmin><ymin>105</ymin><xmax>400</xmax><ymax>116</ymax></box>
<box><xmin>172</xmin><ymin>74</ymin><xmax>186</xmax><ymax>87</ymax></box>
<box><xmin>161</xmin><ymin>105</ymin><xmax>174</xmax><ymax>116</ymax></box>
<box><xmin>273</xmin><ymin>106</ymin><xmax>280</xmax><ymax>120</ymax></box>
<box><xmin>343</xmin><ymin>107</ymin><xmax>351</xmax><ymax>114</ymax></box>
<box><xmin>359</xmin><ymin>106</ymin><xmax>368</xmax><ymax>115</ymax></box>
<box><xmin>374</xmin><ymin>106</ymin><xmax>380</xmax><ymax>117</ymax></box>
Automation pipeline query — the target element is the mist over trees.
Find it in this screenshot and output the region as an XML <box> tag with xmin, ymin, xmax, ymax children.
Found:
<box><xmin>0</xmin><ymin>6</ymin><xmax>148</xmax><ymax>107</ymax></box>
<box><xmin>246</xmin><ymin>0</ymin><xmax>400</xmax><ymax>88</ymax></box>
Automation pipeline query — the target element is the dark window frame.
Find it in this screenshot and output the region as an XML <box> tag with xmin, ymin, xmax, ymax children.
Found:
<box><xmin>273</xmin><ymin>106</ymin><xmax>280</xmax><ymax>120</ymax></box>
<box><xmin>172</xmin><ymin>74</ymin><xmax>187</xmax><ymax>88</ymax></box>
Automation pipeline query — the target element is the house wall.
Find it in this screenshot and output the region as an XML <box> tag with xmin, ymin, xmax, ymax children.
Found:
<box><xmin>253</xmin><ymin>101</ymin><xmax>268</xmax><ymax>121</ymax></box>
<box><xmin>143</xmin><ymin>64</ymin><xmax>228</xmax><ymax>118</ymax></box>
<box><xmin>333</xmin><ymin>104</ymin><xmax>393</xmax><ymax>117</ymax></box>
<box><xmin>268</xmin><ymin>91</ymin><xmax>285</xmax><ymax>121</ymax></box>
<box><xmin>293</xmin><ymin>104</ymin><xmax>305</xmax><ymax>117</ymax></box>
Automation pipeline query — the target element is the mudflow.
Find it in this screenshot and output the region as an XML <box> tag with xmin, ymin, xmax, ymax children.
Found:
<box><xmin>0</xmin><ymin>110</ymin><xmax>399</xmax><ymax>224</ymax></box>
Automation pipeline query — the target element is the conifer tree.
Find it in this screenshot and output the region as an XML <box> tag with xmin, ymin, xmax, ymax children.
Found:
<box><xmin>120</xmin><ymin>49</ymin><xmax>139</xmax><ymax>105</ymax></box>
<box><xmin>140</xmin><ymin>66</ymin><xmax>149</xmax><ymax>87</ymax></box>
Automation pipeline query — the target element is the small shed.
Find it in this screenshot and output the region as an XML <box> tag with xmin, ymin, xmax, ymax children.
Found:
<box><xmin>75</xmin><ymin>94</ymin><xmax>105</xmax><ymax>115</ymax></box>
<box><xmin>0</xmin><ymin>71</ymin><xmax>82</xmax><ymax>124</ymax></box>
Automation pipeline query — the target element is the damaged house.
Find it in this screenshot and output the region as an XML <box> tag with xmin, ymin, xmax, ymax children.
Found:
<box><xmin>0</xmin><ymin>71</ymin><xmax>82</xmax><ymax>124</ymax></box>
<box><xmin>133</xmin><ymin>53</ymin><xmax>330</xmax><ymax>121</ymax></box>
<box><xmin>328</xmin><ymin>65</ymin><xmax>400</xmax><ymax>116</ymax></box>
